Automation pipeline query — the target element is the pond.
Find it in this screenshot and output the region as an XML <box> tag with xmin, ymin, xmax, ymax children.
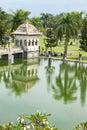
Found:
<box><xmin>0</xmin><ymin>58</ymin><xmax>87</xmax><ymax>130</ymax></box>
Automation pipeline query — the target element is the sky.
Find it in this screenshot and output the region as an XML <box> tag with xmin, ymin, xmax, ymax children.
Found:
<box><xmin>0</xmin><ymin>0</ymin><xmax>87</xmax><ymax>17</ymax></box>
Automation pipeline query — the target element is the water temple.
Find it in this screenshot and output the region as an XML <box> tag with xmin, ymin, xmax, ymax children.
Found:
<box><xmin>0</xmin><ymin>21</ymin><xmax>41</xmax><ymax>60</ymax></box>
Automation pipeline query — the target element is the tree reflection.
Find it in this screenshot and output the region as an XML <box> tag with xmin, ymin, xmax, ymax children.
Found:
<box><xmin>0</xmin><ymin>72</ymin><xmax>2</xmax><ymax>82</ymax></box>
<box><xmin>0</xmin><ymin>59</ymin><xmax>87</xmax><ymax>105</ymax></box>
<box><xmin>52</xmin><ymin>62</ymin><xmax>77</xmax><ymax>104</ymax></box>
<box><xmin>50</xmin><ymin>61</ymin><xmax>87</xmax><ymax>105</ymax></box>
<box><xmin>3</xmin><ymin>71</ymin><xmax>11</xmax><ymax>88</ymax></box>
<box><xmin>77</xmin><ymin>64</ymin><xmax>87</xmax><ymax>106</ymax></box>
<box><xmin>45</xmin><ymin>58</ymin><xmax>55</xmax><ymax>91</ymax></box>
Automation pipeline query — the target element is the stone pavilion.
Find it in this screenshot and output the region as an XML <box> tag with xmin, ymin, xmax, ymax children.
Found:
<box><xmin>12</xmin><ymin>21</ymin><xmax>41</xmax><ymax>59</ymax></box>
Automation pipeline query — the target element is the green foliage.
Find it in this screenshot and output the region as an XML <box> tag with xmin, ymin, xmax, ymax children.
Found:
<box><xmin>0</xmin><ymin>112</ymin><xmax>58</xmax><ymax>130</ymax></box>
<box><xmin>54</xmin><ymin>12</ymin><xmax>82</xmax><ymax>59</ymax></box>
<box><xmin>30</xmin><ymin>17</ymin><xmax>43</xmax><ymax>31</ymax></box>
<box><xmin>0</xmin><ymin>8</ymin><xmax>9</xmax><ymax>42</ymax></box>
<box><xmin>40</xmin><ymin>13</ymin><xmax>53</xmax><ymax>29</ymax></box>
<box><xmin>80</xmin><ymin>15</ymin><xmax>87</xmax><ymax>51</ymax></box>
<box><xmin>74</xmin><ymin>122</ymin><xmax>87</xmax><ymax>130</ymax></box>
<box><xmin>44</xmin><ymin>28</ymin><xmax>57</xmax><ymax>52</ymax></box>
<box><xmin>0</xmin><ymin>8</ymin><xmax>31</xmax><ymax>45</ymax></box>
<box><xmin>0</xmin><ymin>111</ymin><xmax>87</xmax><ymax>130</ymax></box>
<box><xmin>10</xmin><ymin>9</ymin><xmax>31</xmax><ymax>31</ymax></box>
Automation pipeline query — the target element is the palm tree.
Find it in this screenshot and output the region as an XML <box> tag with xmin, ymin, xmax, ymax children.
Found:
<box><xmin>40</xmin><ymin>13</ymin><xmax>54</xmax><ymax>35</ymax></box>
<box><xmin>54</xmin><ymin>12</ymin><xmax>80</xmax><ymax>60</ymax></box>
<box><xmin>30</xmin><ymin>16</ymin><xmax>42</xmax><ymax>31</ymax></box>
<box><xmin>9</xmin><ymin>9</ymin><xmax>31</xmax><ymax>31</ymax></box>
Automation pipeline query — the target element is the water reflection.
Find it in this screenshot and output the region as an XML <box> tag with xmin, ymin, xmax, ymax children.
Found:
<box><xmin>45</xmin><ymin>58</ymin><xmax>55</xmax><ymax>90</ymax></box>
<box><xmin>0</xmin><ymin>59</ymin><xmax>39</xmax><ymax>96</ymax></box>
<box><xmin>78</xmin><ymin>64</ymin><xmax>87</xmax><ymax>106</ymax></box>
<box><xmin>45</xmin><ymin>59</ymin><xmax>87</xmax><ymax>106</ymax></box>
<box><xmin>52</xmin><ymin>62</ymin><xmax>77</xmax><ymax>104</ymax></box>
<box><xmin>0</xmin><ymin>58</ymin><xmax>87</xmax><ymax>129</ymax></box>
<box><xmin>0</xmin><ymin>58</ymin><xmax>87</xmax><ymax>105</ymax></box>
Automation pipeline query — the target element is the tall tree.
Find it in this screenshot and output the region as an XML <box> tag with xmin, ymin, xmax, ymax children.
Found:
<box><xmin>40</xmin><ymin>13</ymin><xmax>53</xmax><ymax>34</ymax></box>
<box><xmin>30</xmin><ymin>16</ymin><xmax>42</xmax><ymax>31</ymax></box>
<box><xmin>70</xmin><ymin>11</ymin><xmax>83</xmax><ymax>29</ymax></box>
<box><xmin>10</xmin><ymin>9</ymin><xmax>31</xmax><ymax>31</ymax></box>
<box><xmin>54</xmin><ymin>12</ymin><xmax>82</xmax><ymax>59</ymax></box>
<box><xmin>80</xmin><ymin>15</ymin><xmax>87</xmax><ymax>51</ymax></box>
<box><xmin>44</xmin><ymin>28</ymin><xmax>57</xmax><ymax>53</ymax></box>
<box><xmin>0</xmin><ymin>8</ymin><xmax>9</xmax><ymax>42</ymax></box>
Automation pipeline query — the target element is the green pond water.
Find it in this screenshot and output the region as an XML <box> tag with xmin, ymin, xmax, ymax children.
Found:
<box><xmin>0</xmin><ymin>58</ymin><xmax>87</xmax><ymax>130</ymax></box>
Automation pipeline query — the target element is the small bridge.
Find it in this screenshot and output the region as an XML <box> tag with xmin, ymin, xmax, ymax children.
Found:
<box><xmin>0</xmin><ymin>47</ymin><xmax>23</xmax><ymax>60</ymax></box>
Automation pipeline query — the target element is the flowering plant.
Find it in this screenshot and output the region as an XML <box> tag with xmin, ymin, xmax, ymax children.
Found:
<box><xmin>0</xmin><ymin>112</ymin><xmax>58</xmax><ymax>130</ymax></box>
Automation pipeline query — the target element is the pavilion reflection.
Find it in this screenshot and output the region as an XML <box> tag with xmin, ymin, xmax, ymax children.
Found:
<box><xmin>0</xmin><ymin>58</ymin><xmax>39</xmax><ymax>96</ymax></box>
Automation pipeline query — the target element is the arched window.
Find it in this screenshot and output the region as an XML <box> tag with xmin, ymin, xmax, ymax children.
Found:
<box><xmin>35</xmin><ymin>40</ymin><xmax>38</xmax><ymax>45</ymax></box>
<box><xmin>24</xmin><ymin>40</ymin><xmax>27</xmax><ymax>46</ymax></box>
<box><xmin>20</xmin><ymin>39</ymin><xmax>22</xmax><ymax>46</ymax></box>
<box><xmin>32</xmin><ymin>40</ymin><xmax>34</xmax><ymax>46</ymax></box>
<box><xmin>28</xmin><ymin>40</ymin><xmax>31</xmax><ymax>46</ymax></box>
<box><xmin>15</xmin><ymin>39</ymin><xmax>19</xmax><ymax>46</ymax></box>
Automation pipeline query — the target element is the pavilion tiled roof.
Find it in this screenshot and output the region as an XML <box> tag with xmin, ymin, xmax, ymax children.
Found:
<box><xmin>12</xmin><ymin>21</ymin><xmax>41</xmax><ymax>36</ymax></box>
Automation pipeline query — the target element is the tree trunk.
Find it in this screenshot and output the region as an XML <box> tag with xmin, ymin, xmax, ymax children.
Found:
<box><xmin>63</xmin><ymin>35</ymin><xmax>68</xmax><ymax>60</ymax></box>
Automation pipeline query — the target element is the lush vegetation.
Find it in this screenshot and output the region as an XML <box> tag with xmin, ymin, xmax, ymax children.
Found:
<box><xmin>0</xmin><ymin>112</ymin><xmax>58</xmax><ymax>130</ymax></box>
<box><xmin>0</xmin><ymin>112</ymin><xmax>87</xmax><ymax>130</ymax></box>
<box><xmin>80</xmin><ymin>15</ymin><xmax>87</xmax><ymax>51</ymax></box>
<box><xmin>0</xmin><ymin>7</ymin><xmax>87</xmax><ymax>130</ymax></box>
<box><xmin>39</xmin><ymin>36</ymin><xmax>87</xmax><ymax>62</ymax></box>
<box><xmin>0</xmin><ymin>7</ymin><xmax>87</xmax><ymax>59</ymax></box>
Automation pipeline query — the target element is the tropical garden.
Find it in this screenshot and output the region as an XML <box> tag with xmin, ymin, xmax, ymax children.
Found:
<box><xmin>0</xmin><ymin>7</ymin><xmax>87</xmax><ymax>60</ymax></box>
<box><xmin>0</xmin><ymin>7</ymin><xmax>87</xmax><ymax>130</ymax></box>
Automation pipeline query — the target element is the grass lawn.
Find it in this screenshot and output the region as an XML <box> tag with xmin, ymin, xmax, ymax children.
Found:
<box><xmin>0</xmin><ymin>36</ymin><xmax>87</xmax><ymax>62</ymax></box>
<box><xmin>39</xmin><ymin>36</ymin><xmax>87</xmax><ymax>62</ymax></box>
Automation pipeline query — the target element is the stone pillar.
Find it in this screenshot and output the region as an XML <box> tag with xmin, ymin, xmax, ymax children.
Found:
<box><xmin>27</xmin><ymin>39</ymin><xmax>28</xmax><ymax>49</ymax></box>
<box><xmin>8</xmin><ymin>52</ymin><xmax>12</xmax><ymax>61</ymax></box>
